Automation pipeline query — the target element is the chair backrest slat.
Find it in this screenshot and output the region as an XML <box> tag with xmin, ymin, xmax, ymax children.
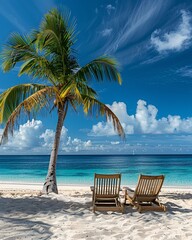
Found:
<box><xmin>134</xmin><ymin>175</ymin><xmax>164</xmax><ymax>201</ymax></box>
<box><xmin>94</xmin><ymin>173</ymin><xmax>121</xmax><ymax>198</ymax></box>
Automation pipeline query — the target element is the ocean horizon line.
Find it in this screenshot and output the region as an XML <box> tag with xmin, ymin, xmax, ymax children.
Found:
<box><xmin>1</xmin><ymin>153</ymin><xmax>192</xmax><ymax>156</ymax></box>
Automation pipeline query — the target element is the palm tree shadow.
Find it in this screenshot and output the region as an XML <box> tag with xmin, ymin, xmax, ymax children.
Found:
<box><xmin>0</xmin><ymin>195</ymin><xmax>93</xmax><ymax>215</ymax></box>
<box><xmin>0</xmin><ymin>194</ymin><xmax>93</xmax><ymax>238</ymax></box>
<box><xmin>165</xmin><ymin>202</ymin><xmax>192</xmax><ymax>214</ymax></box>
<box><xmin>121</xmin><ymin>192</ymin><xmax>192</xmax><ymax>215</ymax></box>
<box><xmin>160</xmin><ymin>192</ymin><xmax>192</xmax><ymax>214</ymax></box>
<box><xmin>161</xmin><ymin>192</ymin><xmax>192</xmax><ymax>200</ymax></box>
<box><xmin>0</xmin><ymin>215</ymin><xmax>52</xmax><ymax>239</ymax></box>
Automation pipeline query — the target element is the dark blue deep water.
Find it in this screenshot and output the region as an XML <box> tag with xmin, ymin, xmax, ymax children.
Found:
<box><xmin>0</xmin><ymin>155</ymin><xmax>192</xmax><ymax>187</ymax></box>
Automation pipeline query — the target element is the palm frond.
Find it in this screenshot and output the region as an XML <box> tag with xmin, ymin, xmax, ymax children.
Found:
<box><xmin>0</xmin><ymin>86</ymin><xmax>57</xmax><ymax>144</ymax></box>
<box><xmin>76</xmin><ymin>82</ymin><xmax>97</xmax><ymax>98</ymax></box>
<box><xmin>68</xmin><ymin>99</ymin><xmax>77</xmax><ymax>113</ymax></box>
<box><xmin>18</xmin><ymin>56</ymin><xmax>58</xmax><ymax>85</ymax></box>
<box><xmin>34</xmin><ymin>8</ymin><xmax>78</xmax><ymax>79</ymax></box>
<box><xmin>74</xmin><ymin>56</ymin><xmax>122</xmax><ymax>84</ymax></box>
<box><xmin>0</xmin><ymin>84</ymin><xmax>51</xmax><ymax>123</ymax></box>
<box><xmin>59</xmin><ymin>81</ymin><xmax>83</xmax><ymax>104</ymax></box>
<box><xmin>1</xmin><ymin>33</ymin><xmax>58</xmax><ymax>86</ymax></box>
<box><xmin>1</xmin><ymin>33</ymin><xmax>36</xmax><ymax>72</ymax></box>
<box><xmin>83</xmin><ymin>96</ymin><xmax>125</xmax><ymax>139</ymax></box>
<box><xmin>38</xmin><ymin>8</ymin><xmax>77</xmax><ymax>54</ymax></box>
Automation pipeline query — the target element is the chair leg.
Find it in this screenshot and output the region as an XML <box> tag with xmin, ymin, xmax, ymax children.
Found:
<box><xmin>122</xmin><ymin>205</ymin><xmax>125</xmax><ymax>214</ymax></box>
<box><xmin>138</xmin><ymin>205</ymin><xmax>142</xmax><ymax>213</ymax></box>
<box><xmin>154</xmin><ymin>200</ymin><xmax>166</xmax><ymax>212</ymax></box>
<box><xmin>92</xmin><ymin>192</ymin><xmax>94</xmax><ymax>204</ymax></box>
<box><xmin>93</xmin><ymin>205</ymin><xmax>96</xmax><ymax>213</ymax></box>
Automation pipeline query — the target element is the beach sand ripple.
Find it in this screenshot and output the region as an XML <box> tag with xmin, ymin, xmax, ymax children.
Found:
<box><xmin>0</xmin><ymin>186</ymin><xmax>192</xmax><ymax>240</ymax></box>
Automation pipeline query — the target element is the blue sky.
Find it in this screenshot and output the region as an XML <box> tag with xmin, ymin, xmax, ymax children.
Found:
<box><xmin>1</xmin><ymin>0</ymin><xmax>192</xmax><ymax>154</ymax></box>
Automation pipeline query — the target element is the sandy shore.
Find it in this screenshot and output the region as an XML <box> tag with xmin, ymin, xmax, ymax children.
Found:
<box><xmin>0</xmin><ymin>183</ymin><xmax>192</xmax><ymax>240</ymax></box>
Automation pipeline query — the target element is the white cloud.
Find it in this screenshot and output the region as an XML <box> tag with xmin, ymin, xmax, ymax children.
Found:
<box><xmin>0</xmin><ymin>120</ymin><xmax>92</xmax><ymax>154</ymax></box>
<box><xmin>101</xmin><ymin>28</ymin><xmax>113</xmax><ymax>37</ymax></box>
<box><xmin>135</xmin><ymin>100</ymin><xmax>158</xmax><ymax>133</ymax></box>
<box><xmin>61</xmin><ymin>137</ymin><xmax>92</xmax><ymax>153</ymax></box>
<box><xmin>1</xmin><ymin>118</ymin><xmax>192</xmax><ymax>154</ymax></box>
<box><xmin>151</xmin><ymin>10</ymin><xmax>192</xmax><ymax>52</ymax></box>
<box><xmin>106</xmin><ymin>4</ymin><xmax>115</xmax><ymax>15</ymax></box>
<box><xmin>91</xmin><ymin>122</ymin><xmax>115</xmax><ymax>136</ymax></box>
<box><xmin>84</xmin><ymin>140</ymin><xmax>92</xmax><ymax>147</ymax></box>
<box><xmin>40</xmin><ymin>127</ymin><xmax>68</xmax><ymax>149</ymax></box>
<box><xmin>4</xmin><ymin>120</ymin><xmax>43</xmax><ymax>150</ymax></box>
<box><xmin>90</xmin><ymin>100</ymin><xmax>192</xmax><ymax>136</ymax></box>
<box><xmin>111</xmin><ymin>141</ymin><xmax>120</xmax><ymax>145</ymax></box>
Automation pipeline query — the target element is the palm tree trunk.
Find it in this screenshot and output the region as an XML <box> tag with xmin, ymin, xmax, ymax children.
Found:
<box><xmin>42</xmin><ymin>102</ymin><xmax>67</xmax><ymax>194</ymax></box>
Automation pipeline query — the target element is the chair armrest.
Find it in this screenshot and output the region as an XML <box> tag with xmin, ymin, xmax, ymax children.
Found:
<box><xmin>122</xmin><ymin>186</ymin><xmax>134</xmax><ymax>192</ymax></box>
<box><xmin>90</xmin><ymin>186</ymin><xmax>94</xmax><ymax>191</ymax></box>
<box><xmin>122</xmin><ymin>187</ymin><xmax>135</xmax><ymax>200</ymax></box>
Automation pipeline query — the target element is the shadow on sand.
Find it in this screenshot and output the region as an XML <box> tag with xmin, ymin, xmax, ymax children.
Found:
<box><xmin>0</xmin><ymin>194</ymin><xmax>92</xmax><ymax>239</ymax></box>
<box><xmin>0</xmin><ymin>191</ymin><xmax>191</xmax><ymax>238</ymax></box>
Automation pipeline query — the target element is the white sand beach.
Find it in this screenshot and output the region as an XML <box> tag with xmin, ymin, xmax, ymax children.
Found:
<box><xmin>0</xmin><ymin>183</ymin><xmax>192</xmax><ymax>240</ymax></box>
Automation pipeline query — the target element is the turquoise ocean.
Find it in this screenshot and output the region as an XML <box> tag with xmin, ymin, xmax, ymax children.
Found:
<box><xmin>0</xmin><ymin>155</ymin><xmax>192</xmax><ymax>187</ymax></box>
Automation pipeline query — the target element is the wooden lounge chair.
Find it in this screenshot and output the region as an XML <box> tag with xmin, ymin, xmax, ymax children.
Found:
<box><xmin>124</xmin><ymin>174</ymin><xmax>166</xmax><ymax>213</ymax></box>
<box><xmin>90</xmin><ymin>173</ymin><xmax>124</xmax><ymax>213</ymax></box>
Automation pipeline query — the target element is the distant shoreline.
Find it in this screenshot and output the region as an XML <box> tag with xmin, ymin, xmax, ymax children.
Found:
<box><xmin>0</xmin><ymin>181</ymin><xmax>192</xmax><ymax>192</ymax></box>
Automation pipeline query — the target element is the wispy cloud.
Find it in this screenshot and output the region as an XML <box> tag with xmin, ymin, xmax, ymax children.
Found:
<box><xmin>90</xmin><ymin>1</ymin><xmax>192</xmax><ymax>66</ymax></box>
<box><xmin>93</xmin><ymin>0</ymin><xmax>173</xmax><ymax>65</ymax></box>
<box><xmin>140</xmin><ymin>55</ymin><xmax>165</xmax><ymax>65</ymax></box>
<box><xmin>103</xmin><ymin>1</ymin><xmax>165</xmax><ymax>53</ymax></box>
<box><xmin>0</xmin><ymin>3</ymin><xmax>27</xmax><ymax>32</ymax></box>
<box><xmin>151</xmin><ymin>10</ymin><xmax>192</xmax><ymax>52</ymax></box>
<box><xmin>101</xmin><ymin>28</ymin><xmax>113</xmax><ymax>37</ymax></box>
<box><xmin>0</xmin><ymin>0</ymin><xmax>56</xmax><ymax>33</ymax></box>
<box><xmin>106</xmin><ymin>4</ymin><xmax>116</xmax><ymax>15</ymax></box>
<box><xmin>176</xmin><ymin>66</ymin><xmax>192</xmax><ymax>78</ymax></box>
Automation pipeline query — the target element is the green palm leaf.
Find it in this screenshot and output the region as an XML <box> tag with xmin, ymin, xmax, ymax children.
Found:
<box><xmin>0</xmin><ymin>86</ymin><xmax>57</xmax><ymax>143</ymax></box>
<box><xmin>0</xmin><ymin>84</ymin><xmax>51</xmax><ymax>123</ymax></box>
<box><xmin>74</xmin><ymin>56</ymin><xmax>122</xmax><ymax>84</ymax></box>
<box><xmin>83</xmin><ymin>95</ymin><xmax>125</xmax><ymax>139</ymax></box>
<box><xmin>38</xmin><ymin>9</ymin><xmax>77</xmax><ymax>54</ymax></box>
<box><xmin>1</xmin><ymin>33</ymin><xmax>36</xmax><ymax>72</ymax></box>
<box><xmin>34</xmin><ymin>8</ymin><xmax>78</xmax><ymax>78</ymax></box>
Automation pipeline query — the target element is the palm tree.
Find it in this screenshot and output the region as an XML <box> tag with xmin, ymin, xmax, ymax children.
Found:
<box><xmin>0</xmin><ymin>9</ymin><xmax>125</xmax><ymax>194</ymax></box>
